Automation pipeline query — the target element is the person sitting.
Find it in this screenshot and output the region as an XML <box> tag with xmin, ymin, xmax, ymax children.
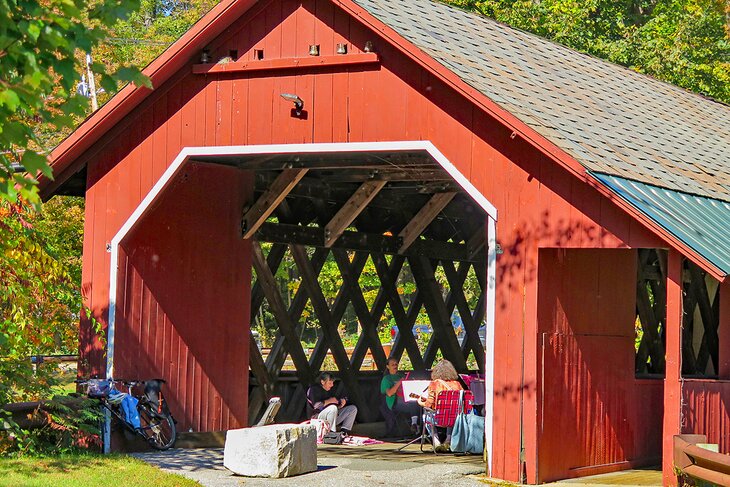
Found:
<box><xmin>306</xmin><ymin>372</ymin><xmax>357</xmax><ymax>436</ymax></box>
<box><xmin>416</xmin><ymin>359</ymin><xmax>463</xmax><ymax>451</ymax></box>
<box><xmin>380</xmin><ymin>357</ymin><xmax>420</xmax><ymax>438</ymax></box>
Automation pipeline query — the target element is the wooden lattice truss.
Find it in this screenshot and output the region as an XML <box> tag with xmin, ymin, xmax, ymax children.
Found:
<box><xmin>682</xmin><ymin>259</ymin><xmax>721</xmax><ymax>377</ymax></box>
<box><xmin>211</xmin><ymin>151</ymin><xmax>489</xmax><ymax>423</ymax></box>
<box><xmin>635</xmin><ymin>249</ymin><xmax>721</xmax><ymax>377</ymax></box>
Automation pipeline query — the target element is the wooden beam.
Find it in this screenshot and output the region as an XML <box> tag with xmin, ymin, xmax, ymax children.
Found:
<box><xmin>409</xmin><ymin>255</ymin><xmax>467</xmax><ymax>371</ymax></box>
<box><xmin>398</xmin><ymin>192</ymin><xmax>456</xmax><ymax>253</ymax></box>
<box><xmin>372</xmin><ymin>254</ymin><xmax>426</xmax><ymax>371</ymax></box>
<box><xmin>332</xmin><ymin>250</ymin><xmax>388</xmax><ymax>371</ymax></box>
<box><xmin>443</xmin><ymin>261</ymin><xmax>485</xmax><ymax>370</ymax></box>
<box><xmin>324</xmin><ymin>180</ymin><xmax>387</xmax><ymax>247</ymax></box>
<box><xmin>242</xmin><ymin>169</ymin><xmax>308</xmax><ymax>238</ymax></box>
<box><xmin>192</xmin><ymin>53</ymin><xmax>380</xmax><ymax>75</ymax></box>
<box><xmin>290</xmin><ymin>244</ymin><xmax>364</xmax><ymax>410</ymax></box>
<box><xmin>266</xmin><ymin>248</ymin><xmax>329</xmax><ymax>377</ymax></box>
<box><xmin>251</xmin><ymin>242</ymin><xmax>313</xmax><ymax>384</ymax></box>
<box><xmin>255</xmin><ymin>223</ymin><xmax>484</xmax><ymax>262</ymax></box>
<box><xmin>466</xmin><ymin>227</ymin><xmax>486</xmax><ymax>259</ymax></box>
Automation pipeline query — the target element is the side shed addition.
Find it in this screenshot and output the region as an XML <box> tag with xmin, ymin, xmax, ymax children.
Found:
<box><xmin>42</xmin><ymin>0</ymin><xmax>730</xmax><ymax>485</ymax></box>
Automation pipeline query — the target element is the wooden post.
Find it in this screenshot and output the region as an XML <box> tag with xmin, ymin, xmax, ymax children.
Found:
<box><xmin>663</xmin><ymin>250</ymin><xmax>683</xmax><ymax>486</ymax></box>
<box><xmin>719</xmin><ymin>283</ymin><xmax>730</xmax><ymax>378</ymax></box>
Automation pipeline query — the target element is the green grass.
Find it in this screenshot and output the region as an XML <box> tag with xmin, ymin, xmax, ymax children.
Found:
<box><xmin>0</xmin><ymin>454</ymin><xmax>200</xmax><ymax>487</ymax></box>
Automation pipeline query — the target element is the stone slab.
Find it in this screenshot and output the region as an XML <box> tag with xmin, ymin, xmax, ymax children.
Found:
<box><xmin>223</xmin><ymin>424</ymin><xmax>317</xmax><ymax>478</ymax></box>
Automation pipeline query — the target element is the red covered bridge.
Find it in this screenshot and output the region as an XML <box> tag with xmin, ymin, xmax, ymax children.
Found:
<box><xmin>41</xmin><ymin>0</ymin><xmax>730</xmax><ymax>484</ymax></box>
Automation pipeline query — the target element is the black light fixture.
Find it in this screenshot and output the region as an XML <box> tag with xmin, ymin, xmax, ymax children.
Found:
<box><xmin>280</xmin><ymin>93</ymin><xmax>304</xmax><ymax>117</ymax></box>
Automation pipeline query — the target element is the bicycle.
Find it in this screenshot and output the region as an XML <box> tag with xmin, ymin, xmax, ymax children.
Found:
<box><xmin>76</xmin><ymin>377</ymin><xmax>177</xmax><ymax>450</ymax></box>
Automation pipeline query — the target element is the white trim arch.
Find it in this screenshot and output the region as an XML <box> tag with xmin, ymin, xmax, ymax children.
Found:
<box><xmin>104</xmin><ymin>141</ymin><xmax>497</xmax><ymax>466</ymax></box>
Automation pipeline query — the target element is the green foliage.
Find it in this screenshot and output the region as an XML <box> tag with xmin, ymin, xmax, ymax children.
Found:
<box><xmin>447</xmin><ymin>0</ymin><xmax>730</xmax><ymax>103</ymax></box>
<box><xmin>1</xmin><ymin>396</ymin><xmax>103</xmax><ymax>456</ymax></box>
<box><xmin>0</xmin><ymin>201</ymin><xmax>80</xmax><ymax>401</ymax></box>
<box><xmin>0</xmin><ymin>199</ymin><xmax>90</xmax><ymax>455</ymax></box>
<box><xmin>0</xmin><ymin>0</ymin><xmax>148</xmax><ymax>205</ymax></box>
<box><xmin>0</xmin><ymin>453</ymin><xmax>201</xmax><ymax>486</ymax></box>
<box><xmin>96</xmin><ymin>0</ymin><xmax>218</xmax><ymax>74</ymax></box>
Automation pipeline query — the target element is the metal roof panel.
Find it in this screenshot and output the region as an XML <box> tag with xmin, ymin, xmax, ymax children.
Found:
<box><xmin>592</xmin><ymin>173</ymin><xmax>730</xmax><ymax>276</ymax></box>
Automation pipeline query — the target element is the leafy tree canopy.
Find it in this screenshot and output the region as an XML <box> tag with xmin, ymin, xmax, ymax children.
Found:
<box><xmin>0</xmin><ymin>0</ymin><xmax>150</xmax><ymax>205</ymax></box>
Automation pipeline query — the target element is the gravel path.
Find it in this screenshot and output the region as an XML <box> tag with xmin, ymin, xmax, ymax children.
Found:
<box><xmin>133</xmin><ymin>446</ymin><xmax>488</xmax><ymax>487</ymax></box>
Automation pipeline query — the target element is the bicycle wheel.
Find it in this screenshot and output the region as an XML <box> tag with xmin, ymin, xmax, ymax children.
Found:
<box><xmin>137</xmin><ymin>402</ymin><xmax>176</xmax><ymax>450</ymax></box>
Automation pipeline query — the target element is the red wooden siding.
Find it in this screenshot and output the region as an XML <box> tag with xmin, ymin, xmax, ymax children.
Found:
<box><xmin>115</xmin><ymin>164</ymin><xmax>252</xmax><ymax>432</ymax></box>
<box><xmin>683</xmin><ymin>380</ymin><xmax>730</xmax><ymax>453</ymax></box>
<box><xmin>536</xmin><ymin>249</ymin><xmax>663</xmax><ymax>482</ymax></box>
<box><xmin>76</xmin><ymin>0</ymin><xmax>668</xmax><ymax>475</ymax></box>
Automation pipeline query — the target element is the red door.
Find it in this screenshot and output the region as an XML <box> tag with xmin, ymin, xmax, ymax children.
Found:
<box><xmin>537</xmin><ymin>249</ymin><xmax>662</xmax><ymax>482</ymax></box>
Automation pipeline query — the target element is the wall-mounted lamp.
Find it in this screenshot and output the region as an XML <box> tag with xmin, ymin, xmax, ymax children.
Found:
<box><xmin>200</xmin><ymin>48</ymin><xmax>211</xmax><ymax>63</ymax></box>
<box><xmin>336</xmin><ymin>43</ymin><xmax>348</xmax><ymax>54</ymax></box>
<box><xmin>280</xmin><ymin>93</ymin><xmax>304</xmax><ymax>117</ymax></box>
<box><xmin>308</xmin><ymin>44</ymin><xmax>320</xmax><ymax>56</ymax></box>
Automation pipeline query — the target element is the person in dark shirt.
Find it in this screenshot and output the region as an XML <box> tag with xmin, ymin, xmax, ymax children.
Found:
<box><xmin>306</xmin><ymin>372</ymin><xmax>357</xmax><ymax>435</ymax></box>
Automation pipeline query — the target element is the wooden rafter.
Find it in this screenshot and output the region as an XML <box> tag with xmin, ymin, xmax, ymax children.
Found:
<box><xmin>242</xmin><ymin>168</ymin><xmax>308</xmax><ymax>238</ymax></box>
<box><xmin>324</xmin><ymin>180</ymin><xmax>387</xmax><ymax>246</ymax></box>
<box><xmin>398</xmin><ymin>192</ymin><xmax>456</xmax><ymax>253</ymax></box>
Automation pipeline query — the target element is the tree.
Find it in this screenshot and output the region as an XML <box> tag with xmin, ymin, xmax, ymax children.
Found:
<box><xmin>0</xmin><ymin>0</ymin><xmax>149</xmax><ymax>205</ymax></box>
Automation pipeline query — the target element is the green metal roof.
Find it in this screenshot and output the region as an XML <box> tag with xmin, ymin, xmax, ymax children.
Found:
<box><xmin>591</xmin><ymin>172</ymin><xmax>730</xmax><ymax>277</ymax></box>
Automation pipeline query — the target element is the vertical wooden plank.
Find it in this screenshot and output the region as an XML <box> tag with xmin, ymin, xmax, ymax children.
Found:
<box><xmin>718</xmin><ymin>284</ymin><xmax>730</xmax><ymax>378</ymax></box>
<box><xmin>151</xmin><ymin>92</ymin><xmax>168</xmax><ymax>181</ymax></box>
<box><xmin>165</xmin><ymin>82</ymin><xmax>183</xmax><ymax>164</ymax></box>
<box><xmin>216</xmin><ymin>75</ymin><xmax>233</xmax><ymax>146</ymax></box>
<box><xmin>663</xmin><ymin>250</ymin><xmax>683</xmax><ymax>486</ymax></box>
<box><xmin>330</xmin><ymin>6</ymin><xmax>349</xmax><ymax>143</ymax></box>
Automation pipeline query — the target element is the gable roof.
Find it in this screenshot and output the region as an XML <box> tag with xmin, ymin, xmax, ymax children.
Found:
<box><xmin>42</xmin><ymin>0</ymin><xmax>730</xmax><ymax>277</ymax></box>
<box><xmin>352</xmin><ymin>0</ymin><xmax>730</xmax><ymax>203</ymax></box>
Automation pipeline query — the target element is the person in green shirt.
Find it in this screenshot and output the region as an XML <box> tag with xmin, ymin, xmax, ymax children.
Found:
<box><xmin>380</xmin><ymin>357</ymin><xmax>420</xmax><ymax>438</ymax></box>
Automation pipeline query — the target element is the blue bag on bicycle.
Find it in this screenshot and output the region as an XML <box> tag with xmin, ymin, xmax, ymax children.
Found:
<box><xmin>121</xmin><ymin>395</ymin><xmax>141</xmax><ymax>430</ymax></box>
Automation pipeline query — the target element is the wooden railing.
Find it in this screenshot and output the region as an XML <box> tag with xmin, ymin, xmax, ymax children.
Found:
<box><xmin>674</xmin><ymin>434</ymin><xmax>730</xmax><ymax>486</ymax></box>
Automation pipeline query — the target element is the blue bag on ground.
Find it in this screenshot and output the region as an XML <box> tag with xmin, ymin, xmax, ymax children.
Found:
<box><xmin>451</xmin><ymin>391</ymin><xmax>484</xmax><ymax>454</ymax></box>
<box><xmin>121</xmin><ymin>395</ymin><xmax>141</xmax><ymax>429</ymax></box>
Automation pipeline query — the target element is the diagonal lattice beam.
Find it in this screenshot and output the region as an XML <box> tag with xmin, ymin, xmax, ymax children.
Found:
<box><xmin>332</xmin><ymin>250</ymin><xmax>387</xmax><ymax>372</ymax></box>
<box><xmin>252</xmin><ymin>242</ymin><xmax>313</xmax><ymax>384</ymax></box>
<box><xmin>443</xmin><ymin>261</ymin><xmax>485</xmax><ymax>370</ymax></box>
<box><xmin>372</xmin><ymin>254</ymin><xmax>425</xmax><ymax>370</ymax></box>
<box><xmin>290</xmin><ymin>244</ymin><xmax>364</xmax><ymax>409</ymax></box>
<box><xmin>410</xmin><ymin>255</ymin><xmax>467</xmax><ymax>371</ymax></box>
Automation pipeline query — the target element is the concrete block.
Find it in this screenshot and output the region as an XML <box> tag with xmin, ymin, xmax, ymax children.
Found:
<box><xmin>223</xmin><ymin>424</ymin><xmax>317</xmax><ymax>478</ymax></box>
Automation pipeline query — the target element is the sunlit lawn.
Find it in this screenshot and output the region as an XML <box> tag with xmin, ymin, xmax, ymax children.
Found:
<box><xmin>0</xmin><ymin>454</ymin><xmax>200</xmax><ymax>487</ymax></box>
